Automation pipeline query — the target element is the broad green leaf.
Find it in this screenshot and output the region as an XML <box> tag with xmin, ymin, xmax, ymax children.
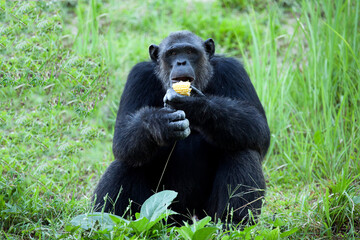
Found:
<box><xmin>128</xmin><ymin>217</ymin><xmax>149</xmax><ymax>233</ymax></box>
<box><xmin>109</xmin><ymin>214</ymin><xmax>129</xmax><ymax>224</ymax></box>
<box><xmin>192</xmin><ymin>227</ymin><xmax>218</xmax><ymax>240</ymax></box>
<box><xmin>146</xmin><ymin>210</ymin><xmax>177</xmax><ymax>230</ymax></box>
<box><xmin>140</xmin><ymin>190</ymin><xmax>178</xmax><ymax>222</ymax></box>
<box><xmin>177</xmin><ymin>225</ymin><xmax>194</xmax><ymax>240</ymax></box>
<box><xmin>193</xmin><ymin>216</ymin><xmax>211</xmax><ymax>231</ymax></box>
<box><xmin>69</xmin><ymin>212</ymin><xmax>115</xmax><ymax>231</ymax></box>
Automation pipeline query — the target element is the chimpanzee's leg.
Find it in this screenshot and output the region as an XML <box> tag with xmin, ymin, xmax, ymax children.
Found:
<box><xmin>93</xmin><ymin>160</ymin><xmax>153</xmax><ymax>216</ymax></box>
<box><xmin>205</xmin><ymin>150</ymin><xmax>266</xmax><ymax>224</ymax></box>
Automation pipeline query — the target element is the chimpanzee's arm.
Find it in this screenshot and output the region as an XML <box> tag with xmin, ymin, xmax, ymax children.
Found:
<box><xmin>164</xmin><ymin>57</ymin><xmax>270</xmax><ymax>157</ymax></box>
<box><xmin>113</xmin><ymin>62</ymin><xmax>190</xmax><ymax>167</ymax></box>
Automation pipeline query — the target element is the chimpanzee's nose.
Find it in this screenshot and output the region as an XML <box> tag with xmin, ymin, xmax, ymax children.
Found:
<box><xmin>177</xmin><ymin>60</ymin><xmax>187</xmax><ymax>66</ymax></box>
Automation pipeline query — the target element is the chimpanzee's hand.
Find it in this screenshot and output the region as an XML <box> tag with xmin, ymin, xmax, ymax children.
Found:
<box><xmin>144</xmin><ymin>107</ymin><xmax>190</xmax><ymax>145</ymax></box>
<box><xmin>163</xmin><ymin>87</ymin><xmax>205</xmax><ymax>110</ymax></box>
<box><xmin>163</xmin><ymin>88</ymin><xmax>186</xmax><ymax>109</ymax></box>
<box><xmin>190</xmin><ymin>86</ymin><xmax>205</xmax><ymax>97</ymax></box>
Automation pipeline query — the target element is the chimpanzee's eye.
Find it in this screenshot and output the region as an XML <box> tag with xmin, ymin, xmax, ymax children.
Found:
<box><xmin>165</xmin><ymin>50</ymin><xmax>177</xmax><ymax>58</ymax></box>
<box><xmin>187</xmin><ymin>50</ymin><xmax>192</xmax><ymax>54</ymax></box>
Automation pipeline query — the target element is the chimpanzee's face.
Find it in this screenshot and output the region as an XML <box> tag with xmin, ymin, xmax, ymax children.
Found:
<box><xmin>149</xmin><ymin>31</ymin><xmax>215</xmax><ymax>90</ymax></box>
<box><xmin>162</xmin><ymin>42</ymin><xmax>202</xmax><ymax>86</ymax></box>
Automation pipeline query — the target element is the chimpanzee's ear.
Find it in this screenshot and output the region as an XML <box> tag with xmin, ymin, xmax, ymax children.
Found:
<box><xmin>204</xmin><ymin>38</ymin><xmax>215</xmax><ymax>57</ymax></box>
<box><xmin>149</xmin><ymin>44</ymin><xmax>159</xmax><ymax>61</ymax></box>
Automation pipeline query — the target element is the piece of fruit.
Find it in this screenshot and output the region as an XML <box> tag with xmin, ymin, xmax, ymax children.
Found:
<box><xmin>172</xmin><ymin>81</ymin><xmax>192</xmax><ymax>96</ymax></box>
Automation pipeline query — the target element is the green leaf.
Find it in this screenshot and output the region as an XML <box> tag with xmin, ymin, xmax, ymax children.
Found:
<box><xmin>147</xmin><ymin>211</ymin><xmax>177</xmax><ymax>230</ymax></box>
<box><xmin>266</xmin><ymin>227</ymin><xmax>280</xmax><ymax>240</ymax></box>
<box><xmin>177</xmin><ymin>225</ymin><xmax>194</xmax><ymax>240</ymax></box>
<box><xmin>69</xmin><ymin>212</ymin><xmax>115</xmax><ymax>231</ymax></box>
<box><xmin>140</xmin><ymin>190</ymin><xmax>178</xmax><ymax>222</ymax></box>
<box><xmin>193</xmin><ymin>216</ymin><xmax>211</xmax><ymax>231</ymax></box>
<box><xmin>109</xmin><ymin>214</ymin><xmax>129</xmax><ymax>224</ymax></box>
<box><xmin>192</xmin><ymin>227</ymin><xmax>218</xmax><ymax>240</ymax></box>
<box><xmin>272</xmin><ymin>218</ymin><xmax>286</xmax><ymax>227</ymax></box>
<box><xmin>238</xmin><ymin>225</ymin><xmax>256</xmax><ymax>239</ymax></box>
<box><xmin>280</xmin><ymin>227</ymin><xmax>299</xmax><ymax>238</ymax></box>
<box><xmin>128</xmin><ymin>217</ymin><xmax>150</xmax><ymax>233</ymax></box>
<box><xmin>64</xmin><ymin>224</ymin><xmax>80</xmax><ymax>233</ymax></box>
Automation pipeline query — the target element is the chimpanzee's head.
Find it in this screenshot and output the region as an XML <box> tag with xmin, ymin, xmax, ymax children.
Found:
<box><xmin>149</xmin><ymin>31</ymin><xmax>215</xmax><ymax>91</ymax></box>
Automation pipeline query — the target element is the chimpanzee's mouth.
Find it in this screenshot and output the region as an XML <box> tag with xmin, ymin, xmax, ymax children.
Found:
<box><xmin>171</xmin><ymin>77</ymin><xmax>194</xmax><ymax>84</ymax></box>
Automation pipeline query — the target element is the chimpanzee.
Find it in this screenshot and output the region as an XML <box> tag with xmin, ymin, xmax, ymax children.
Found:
<box><xmin>93</xmin><ymin>31</ymin><xmax>270</xmax><ymax>224</ymax></box>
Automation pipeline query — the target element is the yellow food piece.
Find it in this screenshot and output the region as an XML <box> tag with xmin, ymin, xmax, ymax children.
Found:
<box><xmin>172</xmin><ymin>81</ymin><xmax>192</xmax><ymax>96</ymax></box>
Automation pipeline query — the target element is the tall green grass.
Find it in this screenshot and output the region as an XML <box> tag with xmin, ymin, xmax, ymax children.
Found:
<box><xmin>240</xmin><ymin>1</ymin><xmax>360</xmax><ymax>236</ymax></box>
<box><xmin>1</xmin><ymin>0</ymin><xmax>359</xmax><ymax>239</ymax></box>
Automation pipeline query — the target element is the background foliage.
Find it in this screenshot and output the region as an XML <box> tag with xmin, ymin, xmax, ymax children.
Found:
<box><xmin>0</xmin><ymin>0</ymin><xmax>359</xmax><ymax>239</ymax></box>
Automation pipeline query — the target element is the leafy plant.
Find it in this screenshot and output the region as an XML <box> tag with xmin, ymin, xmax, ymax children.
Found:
<box><xmin>176</xmin><ymin>216</ymin><xmax>217</xmax><ymax>240</ymax></box>
<box><xmin>66</xmin><ymin>190</ymin><xmax>300</xmax><ymax>239</ymax></box>
<box><xmin>67</xmin><ymin>190</ymin><xmax>177</xmax><ymax>237</ymax></box>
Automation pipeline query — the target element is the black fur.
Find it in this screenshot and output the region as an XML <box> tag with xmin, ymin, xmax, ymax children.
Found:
<box><xmin>93</xmin><ymin>31</ymin><xmax>270</xmax><ymax>224</ymax></box>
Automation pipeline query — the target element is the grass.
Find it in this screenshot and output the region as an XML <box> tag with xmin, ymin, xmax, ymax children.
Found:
<box><xmin>0</xmin><ymin>0</ymin><xmax>359</xmax><ymax>239</ymax></box>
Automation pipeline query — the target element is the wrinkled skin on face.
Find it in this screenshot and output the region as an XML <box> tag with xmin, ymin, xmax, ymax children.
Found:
<box><xmin>149</xmin><ymin>30</ymin><xmax>215</xmax><ymax>91</ymax></box>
